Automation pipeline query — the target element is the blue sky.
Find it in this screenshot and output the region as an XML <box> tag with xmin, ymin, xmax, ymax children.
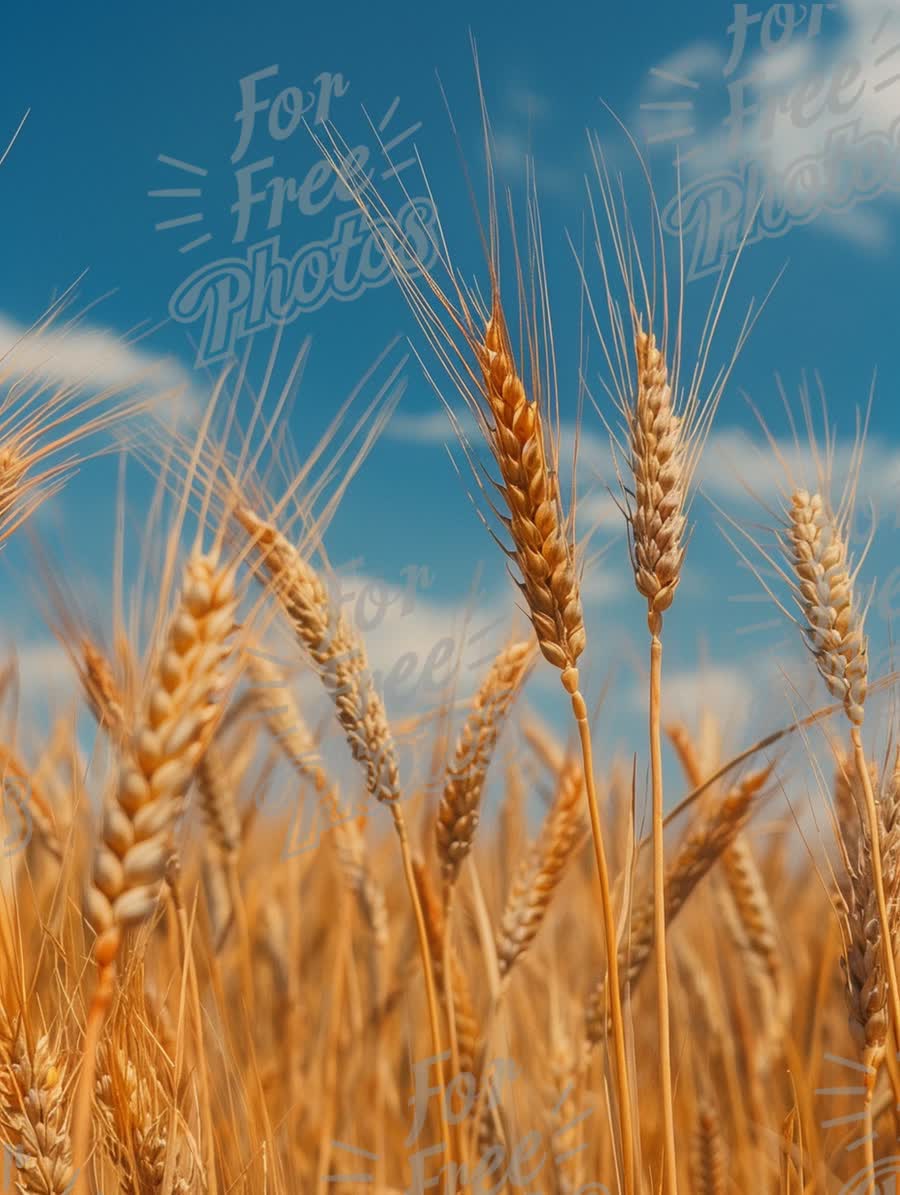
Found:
<box><xmin>4</xmin><ymin>0</ymin><xmax>900</xmax><ymax>809</ymax></box>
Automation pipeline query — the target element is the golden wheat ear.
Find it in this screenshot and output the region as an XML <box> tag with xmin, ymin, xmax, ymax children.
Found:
<box><xmin>435</xmin><ymin>638</ymin><xmax>537</xmax><ymax>901</ymax></box>
<box><xmin>716</xmin><ymin>375</ymin><xmax>872</xmax><ymax>724</ymax></box>
<box><xmin>0</xmin><ymin>1017</ymin><xmax>74</xmax><ymax>1195</ymax></box>
<box><xmin>838</xmin><ymin>757</ymin><xmax>900</xmax><ymax>1083</ymax></box>
<box><xmin>95</xmin><ymin>1015</ymin><xmax>200</xmax><ymax>1194</ymax></box>
<box><xmin>314</xmin><ymin>119</ymin><xmax>586</xmax><ymax>681</ymax></box>
<box><xmin>28</xmin><ymin>538</ymin><xmax>126</xmax><ymax>740</ymax></box>
<box><xmin>495</xmin><ymin>752</ymin><xmax>587</xmax><ymax>979</ymax></box>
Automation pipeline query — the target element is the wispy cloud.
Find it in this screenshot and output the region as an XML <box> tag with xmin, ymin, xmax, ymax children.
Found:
<box><xmin>696</xmin><ymin>426</ymin><xmax>900</xmax><ymax>513</ymax></box>
<box><xmin>389</xmin><ymin>408</ymin><xmax>900</xmax><ymax>516</ymax></box>
<box><xmin>627</xmin><ymin>644</ymin><xmax>816</xmax><ymax>743</ymax></box>
<box><xmin>0</xmin><ymin>313</ymin><xmax>197</xmax><ymax>419</ymax></box>
<box><xmin>503</xmin><ymin>82</ymin><xmax>554</xmax><ymax>123</ymax></box>
<box><xmin>14</xmin><ymin>640</ymin><xmax>77</xmax><ymax>727</ymax></box>
<box><xmin>638</xmin><ymin>0</ymin><xmax>900</xmax><ymax>263</ymax></box>
<box><xmin>387</xmin><ymin>409</ymin><xmax>469</xmax><ymax>443</ymax></box>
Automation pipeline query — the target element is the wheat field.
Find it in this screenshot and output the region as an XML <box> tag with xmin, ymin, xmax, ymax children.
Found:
<box><xmin>1</xmin><ymin>110</ymin><xmax>898</xmax><ymax>1195</ymax></box>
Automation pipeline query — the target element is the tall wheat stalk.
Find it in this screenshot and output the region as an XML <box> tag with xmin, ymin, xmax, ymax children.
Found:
<box><xmin>71</xmin><ymin>377</ymin><xmax>242</xmax><ymax>1194</ymax></box>
<box><xmin>234</xmin><ymin>503</ymin><xmax>453</xmax><ymax>1171</ymax></box>
<box><xmin>313</xmin><ymin>114</ymin><xmax>638</xmax><ymax>1192</ymax></box>
<box><xmin>788</xmin><ymin>489</ymin><xmax>900</xmax><ymax>1050</ymax></box>
<box><xmin>580</xmin><ymin>126</ymin><xmax>757</xmax><ymax>1193</ymax></box>
<box><xmin>728</xmin><ymin>381</ymin><xmax>900</xmax><ymax>1088</ymax></box>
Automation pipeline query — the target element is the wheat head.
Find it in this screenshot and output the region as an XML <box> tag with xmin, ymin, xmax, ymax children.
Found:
<box><xmin>435</xmin><ymin>639</ymin><xmax>535</xmax><ymax>894</ymax></box>
<box><xmin>784</xmin><ymin>489</ymin><xmax>867</xmax><ymax>725</ymax></box>
<box><xmin>476</xmin><ymin>306</ymin><xmax>585</xmax><ymax>679</ymax></box>
<box><xmin>628</xmin><ymin>324</ymin><xmax>686</xmax><ymax>633</ymax></box>
<box><xmin>86</xmin><ymin>549</ymin><xmax>237</xmax><ymax>968</ymax></box>
<box><xmin>237</xmin><ymin>507</ymin><xmax>400</xmax><ymax>806</ymax></box>
<box><xmin>0</xmin><ymin>1016</ymin><xmax>73</xmax><ymax>1195</ymax></box>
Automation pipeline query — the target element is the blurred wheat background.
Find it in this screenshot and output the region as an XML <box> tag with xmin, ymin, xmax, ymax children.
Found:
<box><xmin>4</xmin><ymin>5</ymin><xmax>900</xmax><ymax>1194</ymax></box>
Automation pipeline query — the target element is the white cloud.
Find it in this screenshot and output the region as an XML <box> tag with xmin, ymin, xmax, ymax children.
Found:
<box><xmin>13</xmin><ymin>640</ymin><xmax>77</xmax><ymax>730</ymax></box>
<box><xmin>696</xmin><ymin>426</ymin><xmax>900</xmax><ymax>514</ymax></box>
<box><xmin>814</xmin><ymin>203</ymin><xmax>891</xmax><ymax>249</ymax></box>
<box><xmin>578</xmin><ymin>489</ymin><xmax>625</xmax><ymax>534</ymax></box>
<box><xmin>491</xmin><ymin>128</ymin><xmax>578</xmax><ymax>198</ymax></box>
<box><xmin>503</xmin><ymin>83</ymin><xmax>553</xmax><ymax>123</ymax></box>
<box><xmin>639</xmin><ymin>0</ymin><xmax>900</xmax><ymax>257</ymax></box>
<box><xmin>656</xmin><ymin>662</ymin><xmax>755</xmax><ymax>733</ymax></box>
<box><xmin>0</xmin><ymin>314</ymin><xmax>198</xmax><ymax>426</ymax></box>
<box><xmin>627</xmin><ymin>644</ymin><xmax>817</xmax><ymax>743</ymax></box>
<box><xmin>387</xmin><ymin>408</ymin><xmax>468</xmax><ymax>443</ymax></box>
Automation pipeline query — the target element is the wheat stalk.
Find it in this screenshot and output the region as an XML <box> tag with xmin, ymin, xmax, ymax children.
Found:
<box><xmin>627</xmin><ymin>320</ymin><xmax>685</xmax><ymax>1195</ymax></box>
<box><xmin>474</xmin><ymin>296</ymin><xmax>634</xmax><ymax>1187</ymax></box>
<box><xmin>780</xmin><ymin>485</ymin><xmax>900</xmax><ymax>1071</ymax></box>
<box><xmin>580</xmin><ymin>123</ymin><xmax>757</xmax><ymax>1192</ymax></box>
<box><xmin>235</xmin><ymin>501</ymin><xmax>452</xmax><ymax>1168</ymax></box>
<box><xmin>312</xmin><ymin>125</ymin><xmax>637</xmax><ymax>1188</ymax></box>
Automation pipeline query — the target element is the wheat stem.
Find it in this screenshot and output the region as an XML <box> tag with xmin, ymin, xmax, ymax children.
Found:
<box><xmin>650</xmin><ymin>632</ymin><xmax>678</xmax><ymax>1195</ymax></box>
<box><xmin>564</xmin><ymin>673</ymin><xmax>635</xmax><ymax>1195</ymax></box>
<box><xmin>71</xmin><ymin>962</ymin><xmax>115</xmax><ymax>1195</ymax></box>
<box><xmin>389</xmin><ymin>803</ymin><xmax>452</xmax><ymax>1176</ymax></box>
